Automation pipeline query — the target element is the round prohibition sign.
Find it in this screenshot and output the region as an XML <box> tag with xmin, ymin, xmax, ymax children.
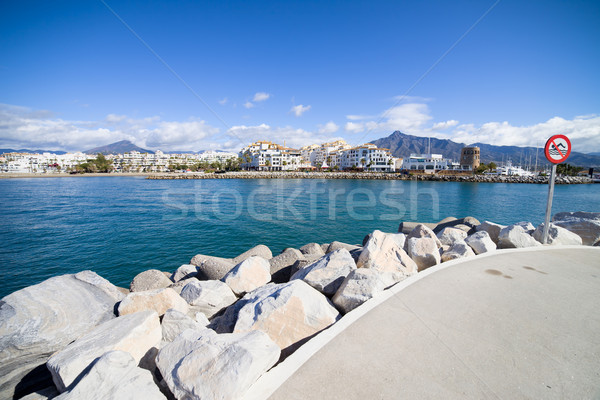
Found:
<box><xmin>544</xmin><ymin>134</ymin><xmax>571</xmax><ymax>164</ymax></box>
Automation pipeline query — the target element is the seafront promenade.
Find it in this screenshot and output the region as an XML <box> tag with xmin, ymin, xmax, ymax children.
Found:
<box><xmin>248</xmin><ymin>246</ymin><xmax>600</xmax><ymax>400</ymax></box>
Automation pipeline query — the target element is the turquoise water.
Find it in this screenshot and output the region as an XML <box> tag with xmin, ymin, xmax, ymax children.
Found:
<box><xmin>1</xmin><ymin>177</ymin><xmax>598</xmax><ymax>298</ymax></box>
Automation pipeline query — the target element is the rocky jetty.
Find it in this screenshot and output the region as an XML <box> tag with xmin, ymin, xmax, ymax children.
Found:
<box><xmin>1</xmin><ymin>212</ymin><xmax>598</xmax><ymax>399</ymax></box>
<box><xmin>147</xmin><ymin>171</ymin><xmax>593</xmax><ymax>184</ymax></box>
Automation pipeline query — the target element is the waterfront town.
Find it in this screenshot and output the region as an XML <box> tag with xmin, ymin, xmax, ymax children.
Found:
<box><xmin>0</xmin><ymin>139</ymin><xmax>487</xmax><ymax>175</ymax></box>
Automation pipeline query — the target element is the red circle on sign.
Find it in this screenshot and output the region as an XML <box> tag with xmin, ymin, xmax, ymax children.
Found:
<box><xmin>544</xmin><ymin>134</ymin><xmax>571</xmax><ymax>164</ymax></box>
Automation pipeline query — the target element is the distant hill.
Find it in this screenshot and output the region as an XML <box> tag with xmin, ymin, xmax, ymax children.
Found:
<box><xmin>84</xmin><ymin>140</ymin><xmax>154</xmax><ymax>155</ymax></box>
<box><xmin>0</xmin><ymin>148</ymin><xmax>67</xmax><ymax>155</ymax></box>
<box><xmin>372</xmin><ymin>131</ymin><xmax>600</xmax><ymax>167</ymax></box>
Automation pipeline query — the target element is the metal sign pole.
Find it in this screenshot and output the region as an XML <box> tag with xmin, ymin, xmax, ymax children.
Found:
<box><xmin>542</xmin><ymin>164</ymin><xmax>557</xmax><ymax>244</ymax></box>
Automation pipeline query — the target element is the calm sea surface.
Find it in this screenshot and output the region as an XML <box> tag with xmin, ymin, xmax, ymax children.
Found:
<box><xmin>1</xmin><ymin>177</ymin><xmax>599</xmax><ymax>298</ymax></box>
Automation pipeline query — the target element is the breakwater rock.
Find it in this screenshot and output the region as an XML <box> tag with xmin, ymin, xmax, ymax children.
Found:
<box><xmin>147</xmin><ymin>171</ymin><xmax>594</xmax><ymax>184</ymax></box>
<box><xmin>1</xmin><ymin>212</ymin><xmax>598</xmax><ymax>399</ymax></box>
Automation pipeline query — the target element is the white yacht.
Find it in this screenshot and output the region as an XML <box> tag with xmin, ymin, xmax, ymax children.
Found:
<box><xmin>493</xmin><ymin>161</ymin><xmax>535</xmax><ymax>177</ymax></box>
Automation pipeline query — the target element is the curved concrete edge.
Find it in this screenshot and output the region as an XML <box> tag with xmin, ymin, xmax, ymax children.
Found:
<box><xmin>242</xmin><ymin>244</ymin><xmax>600</xmax><ymax>400</ymax></box>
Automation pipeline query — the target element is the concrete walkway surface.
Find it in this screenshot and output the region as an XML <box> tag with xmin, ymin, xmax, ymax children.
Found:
<box><xmin>250</xmin><ymin>247</ymin><xmax>600</xmax><ymax>400</ymax></box>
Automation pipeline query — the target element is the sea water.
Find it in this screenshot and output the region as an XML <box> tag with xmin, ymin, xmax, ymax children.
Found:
<box><xmin>1</xmin><ymin>176</ymin><xmax>598</xmax><ymax>297</ymax></box>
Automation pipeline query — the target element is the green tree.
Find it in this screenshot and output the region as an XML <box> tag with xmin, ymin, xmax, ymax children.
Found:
<box><xmin>94</xmin><ymin>153</ymin><xmax>113</xmax><ymax>173</ymax></box>
<box><xmin>556</xmin><ymin>163</ymin><xmax>583</xmax><ymax>176</ymax></box>
<box><xmin>475</xmin><ymin>163</ymin><xmax>488</xmax><ymax>174</ymax></box>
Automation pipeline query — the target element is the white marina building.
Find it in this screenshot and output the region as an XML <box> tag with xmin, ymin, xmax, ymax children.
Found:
<box><xmin>401</xmin><ymin>153</ymin><xmax>470</xmax><ymax>173</ymax></box>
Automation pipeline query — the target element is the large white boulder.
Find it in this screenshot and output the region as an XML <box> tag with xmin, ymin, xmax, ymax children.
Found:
<box><xmin>299</xmin><ymin>242</ymin><xmax>326</xmax><ymax>256</ymax></box>
<box><xmin>190</xmin><ymin>254</ymin><xmax>235</xmax><ymax>280</ymax></box>
<box><xmin>269</xmin><ymin>248</ymin><xmax>305</xmax><ymax>283</ymax></box>
<box><xmin>407</xmin><ymin>224</ymin><xmax>442</xmax><ymax>248</ymax></box>
<box><xmin>53</xmin><ymin>351</ymin><xmax>165</xmax><ymax>400</ymax></box>
<box><xmin>0</xmin><ymin>271</ymin><xmax>124</xmax><ymax>399</ymax></box>
<box><xmin>441</xmin><ymin>240</ymin><xmax>476</xmax><ymax>262</ymax></box>
<box><xmin>533</xmin><ymin>223</ymin><xmax>583</xmax><ymax>245</ymax></box>
<box><xmin>161</xmin><ymin>309</ymin><xmax>208</xmax><ymax>343</ymax></box>
<box><xmin>357</xmin><ymin>230</ymin><xmax>417</xmax><ymax>278</ymax></box>
<box><xmin>476</xmin><ymin>221</ymin><xmax>506</xmax><ymax>244</ymax></box>
<box><xmin>332</xmin><ymin>269</ymin><xmax>399</xmax><ymax>314</ymax></box>
<box><xmin>552</xmin><ymin>211</ymin><xmax>600</xmax><ymax>245</ymax></box>
<box><xmin>168</xmin><ymin>278</ymin><xmax>197</xmax><ymax>295</ymax></box>
<box><xmin>156</xmin><ymin>329</ymin><xmax>279</xmax><ymax>400</ymax></box>
<box><xmin>232</xmin><ymin>244</ymin><xmax>273</xmax><ymax>264</ymax></box>
<box><xmin>465</xmin><ymin>231</ymin><xmax>497</xmax><ymax>254</ymax></box>
<box><xmin>223</xmin><ymin>256</ymin><xmax>271</xmax><ymax>296</ymax></box>
<box><xmin>180</xmin><ymin>280</ymin><xmax>237</xmax><ymax>318</ymax></box>
<box><xmin>290</xmin><ymin>249</ymin><xmax>356</xmax><ymax>296</ymax></box>
<box><xmin>514</xmin><ymin>221</ymin><xmax>536</xmax><ymax>235</ymax></box>
<box><xmin>436</xmin><ymin>227</ymin><xmax>468</xmax><ymax>246</ymax></box>
<box><xmin>215</xmin><ymin>281</ymin><xmax>341</xmax><ymax>351</ymax></box>
<box><xmin>118</xmin><ymin>288</ymin><xmax>189</xmax><ymax>317</ymax></box>
<box><xmin>47</xmin><ymin>310</ymin><xmax>161</xmax><ymax>392</ymax></box>
<box><xmin>498</xmin><ymin>224</ymin><xmax>542</xmax><ymax>248</ymax></box>
<box><xmin>326</xmin><ymin>241</ymin><xmax>361</xmax><ymax>254</ymax></box>
<box><xmin>362</xmin><ymin>230</ymin><xmax>407</xmax><ymax>249</ymax></box>
<box><xmin>406</xmin><ymin>237</ymin><xmax>440</xmax><ymax>271</ymax></box>
<box><xmin>130</xmin><ymin>269</ymin><xmax>173</xmax><ymax>292</ymax></box>
<box><xmin>170</xmin><ymin>264</ymin><xmax>198</xmax><ymax>282</ymax></box>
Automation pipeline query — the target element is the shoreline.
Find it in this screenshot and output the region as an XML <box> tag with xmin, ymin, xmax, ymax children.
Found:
<box><xmin>148</xmin><ymin>171</ymin><xmax>594</xmax><ymax>184</ymax></box>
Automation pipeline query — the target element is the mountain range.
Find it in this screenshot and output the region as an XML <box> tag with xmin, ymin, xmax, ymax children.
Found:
<box><xmin>84</xmin><ymin>140</ymin><xmax>154</xmax><ymax>155</ymax></box>
<box><xmin>372</xmin><ymin>131</ymin><xmax>600</xmax><ymax>167</ymax></box>
<box><xmin>83</xmin><ymin>141</ymin><xmax>231</xmax><ymax>155</ymax></box>
<box><xmin>2</xmin><ymin>135</ymin><xmax>599</xmax><ymax>167</ymax></box>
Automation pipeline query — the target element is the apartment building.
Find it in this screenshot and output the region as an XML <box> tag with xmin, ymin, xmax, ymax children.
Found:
<box><xmin>336</xmin><ymin>143</ymin><xmax>396</xmax><ymax>172</ymax></box>
<box><xmin>239</xmin><ymin>141</ymin><xmax>302</xmax><ymax>171</ymax></box>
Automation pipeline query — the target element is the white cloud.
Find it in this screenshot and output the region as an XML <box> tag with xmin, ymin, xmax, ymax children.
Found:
<box><xmin>346</xmin><ymin>114</ymin><xmax>374</xmax><ymax>121</ymax></box>
<box><xmin>145</xmin><ymin>120</ymin><xmax>220</xmax><ymax>151</ymax></box>
<box><xmin>382</xmin><ymin>103</ymin><xmax>432</xmax><ymax>133</ymax></box>
<box><xmin>344</xmin><ymin>102</ymin><xmax>600</xmax><ymax>153</ymax></box>
<box><xmin>218</xmin><ymin>97</ymin><xmax>228</xmax><ymax>105</ymax></box>
<box><xmin>0</xmin><ymin>103</ymin><xmax>225</xmax><ymax>152</ymax></box>
<box><xmin>3</xmin><ymin>103</ymin><xmax>600</xmax><ymax>155</ymax></box>
<box><xmin>451</xmin><ymin>115</ymin><xmax>600</xmax><ymax>153</ymax></box>
<box><xmin>252</xmin><ymin>92</ymin><xmax>270</xmax><ymax>102</ymax></box>
<box><xmin>432</xmin><ymin>119</ymin><xmax>459</xmax><ymax>130</ymax></box>
<box><xmin>105</xmin><ymin>114</ymin><xmax>127</xmax><ymax>123</ymax></box>
<box><xmin>291</xmin><ymin>104</ymin><xmax>311</xmax><ymax>117</ymax></box>
<box><xmin>344</xmin><ymin>121</ymin><xmax>363</xmax><ymax>133</ymax></box>
<box><xmin>226</xmin><ymin>124</ymin><xmax>340</xmax><ymax>150</ymax></box>
<box><xmin>318</xmin><ymin>121</ymin><xmax>339</xmax><ymax>134</ymax></box>
<box><xmin>344</xmin><ymin>103</ymin><xmax>432</xmax><ymax>136</ymax></box>
<box><xmin>243</xmin><ymin>101</ymin><xmax>254</xmax><ymax>109</ymax></box>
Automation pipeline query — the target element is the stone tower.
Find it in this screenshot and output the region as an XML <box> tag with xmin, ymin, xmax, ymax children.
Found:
<box><xmin>460</xmin><ymin>146</ymin><xmax>480</xmax><ymax>170</ymax></box>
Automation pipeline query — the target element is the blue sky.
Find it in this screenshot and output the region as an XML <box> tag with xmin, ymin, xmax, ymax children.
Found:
<box><xmin>1</xmin><ymin>0</ymin><xmax>599</xmax><ymax>153</ymax></box>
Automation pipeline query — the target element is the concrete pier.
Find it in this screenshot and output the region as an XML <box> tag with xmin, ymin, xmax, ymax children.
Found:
<box><xmin>246</xmin><ymin>246</ymin><xmax>600</xmax><ymax>399</ymax></box>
